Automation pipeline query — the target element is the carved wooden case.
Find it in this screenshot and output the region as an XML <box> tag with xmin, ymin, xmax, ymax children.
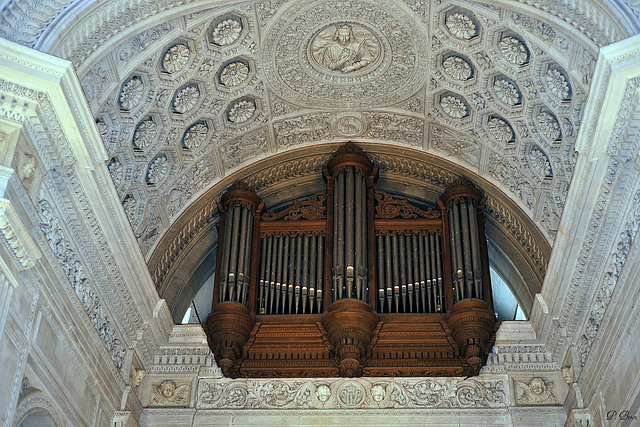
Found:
<box><xmin>205</xmin><ymin>143</ymin><xmax>497</xmax><ymax>378</ymax></box>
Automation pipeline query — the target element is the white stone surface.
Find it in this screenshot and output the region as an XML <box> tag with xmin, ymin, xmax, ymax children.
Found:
<box><xmin>0</xmin><ymin>3</ymin><xmax>639</xmax><ymax>427</ymax></box>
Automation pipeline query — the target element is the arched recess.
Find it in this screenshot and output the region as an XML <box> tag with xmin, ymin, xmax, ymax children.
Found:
<box><xmin>13</xmin><ymin>390</ymin><xmax>63</xmax><ymax>427</ymax></box>
<box><xmin>149</xmin><ymin>142</ymin><xmax>550</xmax><ymax>322</ymax></box>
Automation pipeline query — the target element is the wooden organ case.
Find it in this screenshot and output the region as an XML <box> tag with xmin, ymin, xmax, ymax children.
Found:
<box><xmin>205</xmin><ymin>143</ymin><xmax>498</xmax><ymax>378</ymax></box>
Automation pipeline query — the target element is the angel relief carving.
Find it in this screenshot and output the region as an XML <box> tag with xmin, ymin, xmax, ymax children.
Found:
<box><xmin>516</xmin><ymin>377</ymin><xmax>556</xmax><ymax>405</ymax></box>
<box><xmin>311</xmin><ymin>23</ymin><xmax>380</xmax><ymax>73</ymax></box>
<box><xmin>150</xmin><ymin>380</ymin><xmax>189</xmax><ymax>406</ymax></box>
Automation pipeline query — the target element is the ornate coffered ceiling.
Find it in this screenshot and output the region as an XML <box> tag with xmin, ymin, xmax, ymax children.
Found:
<box><xmin>1</xmin><ymin>0</ymin><xmax>639</xmax><ymax>291</ymax></box>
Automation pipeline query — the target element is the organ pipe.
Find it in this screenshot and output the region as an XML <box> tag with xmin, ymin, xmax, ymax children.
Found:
<box><xmin>441</xmin><ymin>180</ymin><xmax>489</xmax><ymax>307</ymax></box>
<box><xmin>213</xmin><ymin>148</ymin><xmax>491</xmax><ymax>319</ymax></box>
<box><xmin>326</xmin><ymin>145</ymin><xmax>374</xmax><ymax>304</ymax></box>
<box><xmin>214</xmin><ymin>186</ymin><xmax>260</xmax><ymax>308</ymax></box>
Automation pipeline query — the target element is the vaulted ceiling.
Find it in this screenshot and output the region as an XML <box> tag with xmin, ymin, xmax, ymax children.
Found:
<box><xmin>2</xmin><ymin>0</ymin><xmax>639</xmax><ymax>311</ymax></box>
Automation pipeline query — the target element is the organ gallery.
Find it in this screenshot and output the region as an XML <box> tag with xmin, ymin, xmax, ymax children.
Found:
<box><xmin>206</xmin><ymin>143</ymin><xmax>497</xmax><ymax>378</ymax></box>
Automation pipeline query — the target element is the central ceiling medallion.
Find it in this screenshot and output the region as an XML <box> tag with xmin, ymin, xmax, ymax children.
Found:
<box><xmin>310</xmin><ymin>23</ymin><xmax>381</xmax><ymax>74</ymax></box>
<box><xmin>263</xmin><ymin>0</ymin><xmax>429</xmax><ymax>109</ymax></box>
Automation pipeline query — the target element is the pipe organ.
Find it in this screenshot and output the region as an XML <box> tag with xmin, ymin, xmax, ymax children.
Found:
<box><xmin>205</xmin><ymin>143</ymin><xmax>497</xmax><ymax>378</ymax></box>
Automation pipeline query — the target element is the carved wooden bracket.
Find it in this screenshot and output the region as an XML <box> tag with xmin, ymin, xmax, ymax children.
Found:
<box><xmin>205</xmin><ymin>301</ymin><xmax>255</xmax><ymax>378</ymax></box>
<box><xmin>446</xmin><ymin>299</ymin><xmax>497</xmax><ymax>376</ymax></box>
<box><xmin>321</xmin><ymin>299</ymin><xmax>377</xmax><ymax>377</ymax></box>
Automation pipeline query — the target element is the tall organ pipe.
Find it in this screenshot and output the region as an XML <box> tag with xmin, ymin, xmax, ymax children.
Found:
<box><xmin>326</xmin><ymin>145</ymin><xmax>375</xmax><ymax>304</ymax></box>
<box><xmin>468</xmin><ymin>199</ymin><xmax>482</xmax><ymax>299</ymax></box>
<box><xmin>214</xmin><ymin>187</ymin><xmax>260</xmax><ymax>308</ymax></box>
<box><xmin>441</xmin><ymin>181</ymin><xmax>488</xmax><ymax>308</ymax></box>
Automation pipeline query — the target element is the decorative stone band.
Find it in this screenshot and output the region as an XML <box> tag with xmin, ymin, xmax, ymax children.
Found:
<box><xmin>197</xmin><ymin>376</ymin><xmax>507</xmax><ymax>409</ymax></box>
<box><xmin>37</xmin><ymin>197</ymin><xmax>126</xmax><ymax>370</ymax></box>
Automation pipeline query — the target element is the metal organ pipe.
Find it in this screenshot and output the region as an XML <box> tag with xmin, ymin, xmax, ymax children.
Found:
<box><xmin>327</xmin><ymin>147</ymin><xmax>373</xmax><ymax>305</ymax></box>
<box><xmin>216</xmin><ymin>188</ymin><xmax>259</xmax><ymax>307</ymax></box>
<box><xmin>441</xmin><ymin>183</ymin><xmax>487</xmax><ymax>307</ymax></box>
<box><xmin>460</xmin><ymin>200</ymin><xmax>473</xmax><ymax>299</ymax></box>
<box><xmin>468</xmin><ymin>199</ymin><xmax>482</xmax><ymax>299</ymax></box>
<box><xmin>336</xmin><ymin>171</ymin><xmax>344</xmax><ymax>299</ymax></box>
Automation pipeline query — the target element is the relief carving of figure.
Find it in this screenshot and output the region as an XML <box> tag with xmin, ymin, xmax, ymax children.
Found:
<box><xmin>517</xmin><ymin>377</ymin><xmax>556</xmax><ymax>404</ymax></box>
<box><xmin>311</xmin><ymin>24</ymin><xmax>380</xmax><ymax>73</ymax></box>
<box><xmin>150</xmin><ymin>379</ymin><xmax>189</xmax><ymax>406</ymax></box>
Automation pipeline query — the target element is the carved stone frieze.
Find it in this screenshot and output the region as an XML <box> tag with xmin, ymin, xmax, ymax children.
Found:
<box><xmin>577</xmin><ymin>188</ymin><xmax>640</xmax><ymax>367</ymax></box>
<box><xmin>0</xmin><ymin>198</ymin><xmax>40</xmax><ymax>269</ymax></box>
<box><xmin>220</xmin><ymin>128</ymin><xmax>269</xmax><ymax>170</ymax></box>
<box><xmin>38</xmin><ymin>196</ymin><xmax>126</xmax><ymax>369</ymax></box>
<box><xmin>197</xmin><ymin>376</ymin><xmax>507</xmax><ymax>409</ymax></box>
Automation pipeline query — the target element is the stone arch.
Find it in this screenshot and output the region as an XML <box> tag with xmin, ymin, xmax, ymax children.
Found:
<box><xmin>13</xmin><ymin>390</ymin><xmax>63</xmax><ymax>427</ymax></box>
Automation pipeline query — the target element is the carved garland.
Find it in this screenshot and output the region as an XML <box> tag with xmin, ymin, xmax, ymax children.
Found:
<box><xmin>374</xmin><ymin>190</ymin><xmax>441</xmax><ymax>219</ymax></box>
<box><xmin>261</xmin><ymin>191</ymin><xmax>327</xmax><ymax>221</ymax></box>
<box><xmin>197</xmin><ymin>377</ymin><xmax>506</xmax><ymax>409</ymax></box>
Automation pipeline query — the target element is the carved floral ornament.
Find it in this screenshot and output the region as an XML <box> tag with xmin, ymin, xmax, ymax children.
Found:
<box><xmin>529</xmin><ymin>146</ymin><xmax>552</xmax><ymax>177</ymax></box>
<box><xmin>493</xmin><ymin>78</ymin><xmax>520</xmax><ymax>106</ymax></box>
<box><xmin>173</xmin><ymin>85</ymin><xmax>200</xmax><ymax>113</ymax></box>
<box><xmin>442</xmin><ymin>55</ymin><xmax>472</xmax><ymax>80</ymax></box>
<box><xmin>147</xmin><ymin>155</ymin><xmax>169</xmax><ymax>185</ymax></box>
<box><xmin>445</xmin><ymin>13</ymin><xmax>477</xmax><ymax>40</ymax></box>
<box><xmin>487</xmin><ymin>117</ymin><xmax>514</xmax><ymax>142</ymax></box>
<box><xmin>162</xmin><ymin>44</ymin><xmax>190</xmax><ymax>73</ymax></box>
<box><xmin>499</xmin><ymin>36</ymin><xmax>529</xmax><ymax>65</ymax></box>
<box><xmin>545</xmin><ymin>67</ymin><xmax>571</xmax><ymax>100</ymax></box>
<box><xmin>133</xmin><ymin>118</ymin><xmax>157</xmax><ymax>151</ymax></box>
<box><xmin>183</xmin><ymin>122</ymin><xmax>208</xmax><ymax>149</ymax></box>
<box><xmin>119</xmin><ymin>76</ymin><xmax>144</xmax><ymax>110</ymax></box>
<box><xmin>123</xmin><ymin>195</ymin><xmax>137</xmax><ymax>220</ymax></box>
<box><xmin>219</xmin><ymin>61</ymin><xmax>250</xmax><ymax>86</ymax></box>
<box><xmin>211</xmin><ymin>18</ymin><xmax>243</xmax><ymax>46</ymax></box>
<box><xmin>228</xmin><ymin>99</ymin><xmax>256</xmax><ymax>123</ymax></box>
<box><xmin>537</xmin><ymin>111</ymin><xmax>562</xmax><ymax>140</ymax></box>
<box><xmin>440</xmin><ymin>95</ymin><xmax>468</xmax><ymax>118</ymax></box>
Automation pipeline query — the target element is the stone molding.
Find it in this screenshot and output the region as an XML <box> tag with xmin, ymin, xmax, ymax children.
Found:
<box><xmin>13</xmin><ymin>389</ymin><xmax>65</xmax><ymax>427</ymax></box>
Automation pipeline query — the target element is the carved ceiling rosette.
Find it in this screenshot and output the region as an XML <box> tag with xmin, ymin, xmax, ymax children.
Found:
<box><xmin>262</xmin><ymin>0</ymin><xmax>429</xmax><ymax>109</ymax></box>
